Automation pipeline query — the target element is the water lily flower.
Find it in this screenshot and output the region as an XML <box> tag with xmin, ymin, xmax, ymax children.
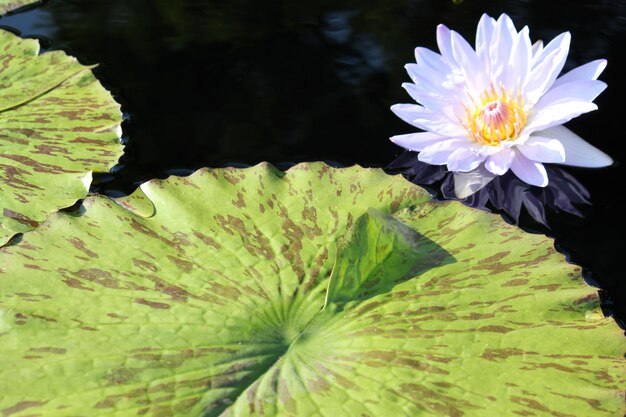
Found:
<box><xmin>390</xmin><ymin>13</ymin><xmax>613</xmax><ymax>198</ymax></box>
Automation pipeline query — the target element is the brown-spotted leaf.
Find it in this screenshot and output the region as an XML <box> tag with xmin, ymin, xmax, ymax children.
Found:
<box><xmin>0</xmin><ymin>163</ymin><xmax>623</xmax><ymax>417</ymax></box>
<box><xmin>0</xmin><ymin>0</ymin><xmax>39</xmax><ymax>14</ymax></box>
<box><xmin>0</xmin><ymin>29</ymin><xmax>123</xmax><ymax>244</ymax></box>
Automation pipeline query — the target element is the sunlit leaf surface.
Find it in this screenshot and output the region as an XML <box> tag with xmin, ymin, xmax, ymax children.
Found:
<box><xmin>0</xmin><ymin>0</ymin><xmax>38</xmax><ymax>14</ymax></box>
<box><xmin>0</xmin><ymin>163</ymin><xmax>623</xmax><ymax>416</ymax></box>
<box><xmin>0</xmin><ymin>29</ymin><xmax>123</xmax><ymax>244</ymax></box>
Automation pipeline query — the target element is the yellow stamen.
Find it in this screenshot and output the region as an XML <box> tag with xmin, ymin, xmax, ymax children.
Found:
<box><xmin>465</xmin><ymin>85</ymin><xmax>527</xmax><ymax>146</ymax></box>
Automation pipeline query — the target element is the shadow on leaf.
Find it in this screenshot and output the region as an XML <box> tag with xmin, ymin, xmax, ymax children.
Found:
<box><xmin>325</xmin><ymin>208</ymin><xmax>455</xmax><ymax>309</ymax></box>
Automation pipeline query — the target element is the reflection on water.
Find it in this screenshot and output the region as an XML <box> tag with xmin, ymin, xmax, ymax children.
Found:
<box><xmin>1</xmin><ymin>0</ymin><xmax>625</xmax><ymax>327</ymax></box>
<box><xmin>0</xmin><ymin>6</ymin><xmax>47</xmax><ymax>34</ymax></box>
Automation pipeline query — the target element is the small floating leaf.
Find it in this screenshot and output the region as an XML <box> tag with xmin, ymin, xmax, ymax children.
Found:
<box><xmin>0</xmin><ymin>163</ymin><xmax>623</xmax><ymax>416</ymax></box>
<box><xmin>0</xmin><ymin>29</ymin><xmax>123</xmax><ymax>244</ymax></box>
<box><xmin>0</xmin><ymin>0</ymin><xmax>39</xmax><ymax>14</ymax></box>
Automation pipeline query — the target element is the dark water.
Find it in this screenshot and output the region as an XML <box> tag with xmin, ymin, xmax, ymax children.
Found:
<box><xmin>3</xmin><ymin>0</ymin><xmax>625</xmax><ymax>328</ymax></box>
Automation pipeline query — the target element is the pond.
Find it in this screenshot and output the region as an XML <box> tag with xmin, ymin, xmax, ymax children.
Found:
<box><xmin>10</xmin><ymin>0</ymin><xmax>622</xmax><ymax>323</ymax></box>
<box><xmin>0</xmin><ymin>0</ymin><xmax>624</xmax><ymax>413</ymax></box>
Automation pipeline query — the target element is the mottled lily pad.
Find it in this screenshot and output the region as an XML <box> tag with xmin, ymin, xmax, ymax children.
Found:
<box><xmin>0</xmin><ymin>0</ymin><xmax>39</xmax><ymax>14</ymax></box>
<box><xmin>0</xmin><ymin>163</ymin><xmax>623</xmax><ymax>417</ymax></box>
<box><xmin>0</xmin><ymin>29</ymin><xmax>123</xmax><ymax>244</ymax></box>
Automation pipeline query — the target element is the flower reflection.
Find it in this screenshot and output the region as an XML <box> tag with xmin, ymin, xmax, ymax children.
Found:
<box><xmin>387</xmin><ymin>152</ymin><xmax>593</xmax><ymax>227</ymax></box>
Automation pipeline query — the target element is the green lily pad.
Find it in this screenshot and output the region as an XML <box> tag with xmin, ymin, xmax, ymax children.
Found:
<box><xmin>0</xmin><ymin>29</ymin><xmax>123</xmax><ymax>244</ymax></box>
<box><xmin>0</xmin><ymin>163</ymin><xmax>623</xmax><ymax>416</ymax></box>
<box><xmin>0</xmin><ymin>0</ymin><xmax>38</xmax><ymax>14</ymax></box>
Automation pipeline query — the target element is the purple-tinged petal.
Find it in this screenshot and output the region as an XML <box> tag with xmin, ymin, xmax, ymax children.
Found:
<box><xmin>418</xmin><ymin>138</ymin><xmax>467</xmax><ymax>165</ymax></box>
<box><xmin>401</xmin><ymin>76</ymin><xmax>467</xmax><ymax>118</ymax></box>
<box><xmin>413</xmin><ymin>109</ymin><xmax>466</xmax><ymax>134</ymax></box>
<box><xmin>436</xmin><ymin>24</ymin><xmax>455</xmax><ymax>64</ymax></box>
<box><xmin>497</xmin><ymin>13</ymin><xmax>518</xmax><ymax>38</ymax></box>
<box><xmin>390</xmin><ymin>132</ymin><xmax>446</xmax><ymax>152</ymax></box>
<box><xmin>552</xmin><ymin>59</ymin><xmax>607</xmax><ymax>87</ymax></box>
<box><xmin>475</xmin><ymin>14</ymin><xmax>496</xmax><ymax>69</ymax></box>
<box><xmin>391</xmin><ymin>103</ymin><xmax>426</xmax><ymax>125</ymax></box>
<box><xmin>414</xmin><ymin>47</ymin><xmax>451</xmax><ymax>74</ymax></box>
<box><xmin>532</xmin><ymin>31</ymin><xmax>570</xmax><ymax>67</ymax></box>
<box><xmin>531</xmin><ymin>39</ymin><xmax>543</xmax><ymax>58</ymax></box>
<box><xmin>524</xmin><ymin>32</ymin><xmax>571</xmax><ymax>104</ymax></box>
<box><xmin>524</xmin><ymin>100</ymin><xmax>597</xmax><ymax>133</ymax></box>
<box><xmin>517</xmin><ymin>136</ymin><xmax>566</xmax><ymax>163</ymax></box>
<box><xmin>402</xmin><ymin>83</ymin><xmax>450</xmax><ymax>112</ymax></box>
<box><xmin>485</xmin><ymin>148</ymin><xmax>515</xmax><ymax>175</ymax></box>
<box><xmin>401</xmin><ymin>75</ymin><xmax>451</xmax><ymax>99</ymax></box>
<box><xmin>507</xmin><ymin>26</ymin><xmax>532</xmax><ymax>87</ymax></box>
<box><xmin>391</xmin><ymin>103</ymin><xmax>466</xmax><ymax>136</ymax></box>
<box><xmin>536</xmin><ymin>125</ymin><xmax>613</xmax><ymax>167</ymax></box>
<box><xmin>510</xmin><ymin>151</ymin><xmax>549</xmax><ymax>186</ymax></box>
<box><xmin>537</xmin><ymin>79</ymin><xmax>607</xmax><ymax>108</ymax></box>
<box><xmin>490</xmin><ymin>14</ymin><xmax>516</xmax><ymax>81</ymax></box>
<box><xmin>447</xmin><ymin>147</ymin><xmax>486</xmax><ymax>172</ymax></box>
<box><xmin>405</xmin><ymin>64</ymin><xmax>469</xmax><ymax>109</ymax></box>
<box><xmin>404</xmin><ymin>63</ymin><xmax>462</xmax><ymax>97</ymax></box>
<box><xmin>451</xmin><ymin>30</ymin><xmax>487</xmax><ymax>96</ymax></box>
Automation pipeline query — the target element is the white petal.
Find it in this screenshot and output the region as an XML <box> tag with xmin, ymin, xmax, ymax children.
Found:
<box><xmin>402</xmin><ymin>83</ymin><xmax>449</xmax><ymax>112</ymax></box>
<box><xmin>525</xmin><ymin>79</ymin><xmax>606</xmax><ymax>134</ymax></box>
<box><xmin>497</xmin><ymin>13</ymin><xmax>518</xmax><ymax>38</ymax></box>
<box><xmin>390</xmin><ymin>104</ymin><xmax>466</xmax><ymax>137</ymax></box>
<box><xmin>490</xmin><ymin>14</ymin><xmax>516</xmax><ymax>80</ymax></box>
<box><xmin>406</xmin><ymin>65</ymin><xmax>469</xmax><ymax>110</ymax></box>
<box><xmin>401</xmin><ymin>77</ymin><xmax>465</xmax><ymax>120</ymax></box>
<box><xmin>390</xmin><ymin>132</ymin><xmax>446</xmax><ymax>152</ymax></box>
<box><xmin>524</xmin><ymin>100</ymin><xmax>597</xmax><ymax>133</ymax></box>
<box><xmin>391</xmin><ymin>103</ymin><xmax>425</xmax><ymax>125</ymax></box>
<box><xmin>484</xmin><ymin>148</ymin><xmax>515</xmax><ymax>175</ymax></box>
<box><xmin>453</xmin><ymin>165</ymin><xmax>497</xmax><ymax>198</ymax></box>
<box><xmin>507</xmin><ymin>26</ymin><xmax>532</xmax><ymax>87</ymax></box>
<box><xmin>451</xmin><ymin>30</ymin><xmax>486</xmax><ymax>96</ymax></box>
<box><xmin>531</xmin><ymin>40</ymin><xmax>543</xmax><ymax>58</ymax></box>
<box><xmin>510</xmin><ymin>151</ymin><xmax>549</xmax><ymax>186</ymax></box>
<box><xmin>418</xmin><ymin>138</ymin><xmax>467</xmax><ymax>165</ymax></box>
<box><xmin>536</xmin><ymin>79</ymin><xmax>607</xmax><ymax>108</ymax></box>
<box><xmin>405</xmin><ymin>64</ymin><xmax>454</xmax><ymax>96</ymax></box>
<box><xmin>524</xmin><ymin>32</ymin><xmax>571</xmax><ymax>104</ymax></box>
<box><xmin>475</xmin><ymin>14</ymin><xmax>496</xmax><ymax>68</ymax></box>
<box><xmin>536</xmin><ymin>125</ymin><xmax>613</xmax><ymax>167</ymax></box>
<box><xmin>517</xmin><ymin>136</ymin><xmax>566</xmax><ymax>163</ymax></box>
<box><xmin>533</xmin><ymin>31</ymin><xmax>570</xmax><ymax>66</ymax></box>
<box><xmin>436</xmin><ymin>24</ymin><xmax>455</xmax><ymax>64</ymax></box>
<box><xmin>552</xmin><ymin>59</ymin><xmax>607</xmax><ymax>87</ymax></box>
<box><xmin>414</xmin><ymin>47</ymin><xmax>451</xmax><ymax>74</ymax></box>
<box><xmin>447</xmin><ymin>147</ymin><xmax>486</xmax><ymax>172</ymax></box>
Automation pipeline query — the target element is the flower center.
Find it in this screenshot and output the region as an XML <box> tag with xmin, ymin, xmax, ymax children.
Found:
<box><xmin>466</xmin><ymin>87</ymin><xmax>527</xmax><ymax>146</ymax></box>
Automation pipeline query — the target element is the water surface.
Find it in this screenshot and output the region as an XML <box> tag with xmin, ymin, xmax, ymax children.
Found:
<box><xmin>2</xmin><ymin>0</ymin><xmax>624</xmax><ymax>327</ymax></box>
